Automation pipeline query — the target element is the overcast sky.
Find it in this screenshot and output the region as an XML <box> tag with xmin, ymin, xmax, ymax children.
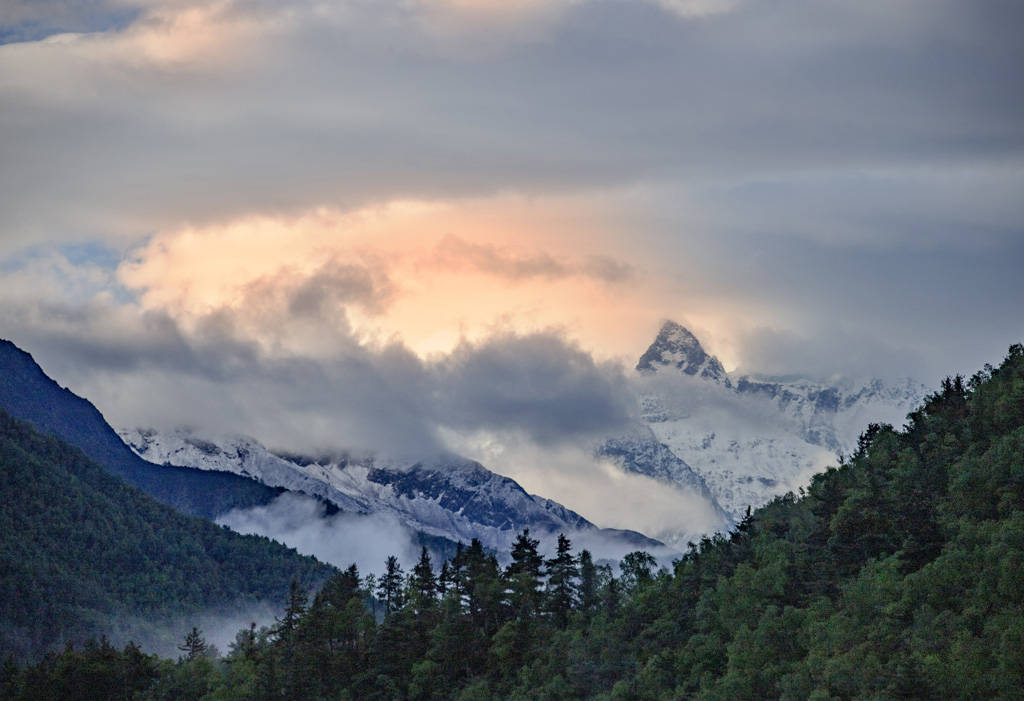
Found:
<box><xmin>1</xmin><ymin>0</ymin><xmax>1022</xmax><ymax>530</ymax></box>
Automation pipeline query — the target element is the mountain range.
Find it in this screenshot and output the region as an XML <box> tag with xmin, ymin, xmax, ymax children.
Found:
<box><xmin>114</xmin><ymin>321</ymin><xmax>925</xmax><ymax>551</ymax></box>
<box><xmin>117</xmin><ymin>426</ymin><xmax>660</xmax><ymax>557</ymax></box>
<box><xmin>0</xmin><ymin>323</ymin><xmax>927</xmax><ymax>567</ymax></box>
<box><xmin>0</xmin><ymin>338</ymin><xmax>658</xmax><ymax>564</ymax></box>
<box><xmin>0</xmin><ymin>325</ymin><xmax>933</xmax><ymax>661</ymax></box>
<box><xmin>622</xmin><ymin>320</ymin><xmax>928</xmax><ymax>518</ymax></box>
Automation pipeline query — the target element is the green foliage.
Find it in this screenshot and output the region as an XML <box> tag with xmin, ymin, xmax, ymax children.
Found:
<box><xmin>7</xmin><ymin>344</ymin><xmax>1024</xmax><ymax>699</ymax></box>
<box><xmin>0</xmin><ymin>339</ymin><xmax>283</xmax><ymax>520</ymax></box>
<box><xmin>0</xmin><ymin>410</ymin><xmax>334</xmax><ymax>663</ymax></box>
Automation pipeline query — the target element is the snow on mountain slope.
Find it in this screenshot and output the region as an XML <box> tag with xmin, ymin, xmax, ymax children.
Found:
<box><xmin>626</xmin><ymin>321</ymin><xmax>928</xmax><ymax>519</ymax></box>
<box><xmin>120</xmin><ymin>428</ymin><xmax>368</xmax><ymax>512</ymax></box>
<box><xmin>596</xmin><ymin>424</ymin><xmax>728</xmax><ymax>522</ymax></box>
<box><xmin>731</xmin><ymin>374</ymin><xmax>926</xmax><ymax>456</ymax></box>
<box><xmin>118</xmin><ymin>322</ymin><xmax>925</xmax><ymax>551</ymax></box>
<box><xmin>119</xmin><ymin>427</ymin><xmax>661</xmax><ymax>556</ymax></box>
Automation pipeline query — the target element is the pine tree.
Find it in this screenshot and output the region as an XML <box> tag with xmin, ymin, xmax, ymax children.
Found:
<box><xmin>410</xmin><ymin>546</ymin><xmax>438</xmax><ymax>610</ymax></box>
<box><xmin>505</xmin><ymin>528</ymin><xmax>545</xmax><ymax>617</ymax></box>
<box><xmin>461</xmin><ymin>539</ymin><xmax>503</xmax><ymax>641</ymax></box>
<box><xmin>279</xmin><ymin>580</ymin><xmax>309</xmax><ymax>637</ymax></box>
<box><xmin>377</xmin><ymin>555</ymin><xmax>406</xmax><ymax>616</ymax></box>
<box><xmin>275</xmin><ymin>580</ymin><xmax>310</xmax><ymax>700</ymax></box>
<box><xmin>447</xmin><ymin>543</ymin><xmax>466</xmax><ymax>604</ymax></box>
<box><xmin>438</xmin><ymin>560</ymin><xmax>451</xmax><ymax>598</ymax></box>
<box><xmin>178</xmin><ymin>627</ymin><xmax>208</xmax><ymax>661</ymax></box>
<box><xmin>578</xmin><ymin>549</ymin><xmax>599</xmax><ymax>618</ymax></box>
<box><xmin>603</xmin><ymin>567</ymin><xmax>621</xmax><ymax>618</ymax></box>
<box><xmin>319</xmin><ymin>563</ymin><xmax>362</xmax><ymax>609</ymax></box>
<box><xmin>545</xmin><ymin>533</ymin><xmax>578</xmax><ymax>629</ymax></box>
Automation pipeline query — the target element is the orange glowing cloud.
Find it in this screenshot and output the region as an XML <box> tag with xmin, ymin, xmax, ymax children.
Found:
<box><xmin>117</xmin><ymin>196</ymin><xmax>708</xmax><ymax>361</ymax></box>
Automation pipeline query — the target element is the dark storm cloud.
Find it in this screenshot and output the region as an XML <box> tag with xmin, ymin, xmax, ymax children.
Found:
<box><xmin>241</xmin><ymin>260</ymin><xmax>394</xmax><ymax>319</ymax></box>
<box><xmin>433</xmin><ymin>333</ymin><xmax>636</xmax><ymax>443</ymax></box>
<box><xmin>0</xmin><ymin>294</ymin><xmax>635</xmax><ymax>455</ymax></box>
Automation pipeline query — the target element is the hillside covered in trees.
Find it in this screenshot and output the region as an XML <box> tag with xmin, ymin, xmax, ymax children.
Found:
<box><xmin>0</xmin><ymin>340</ymin><xmax>284</xmax><ymax>520</ymax></box>
<box><xmin>0</xmin><ymin>411</ymin><xmax>334</xmax><ymax>663</ymax></box>
<box><xmin>4</xmin><ymin>344</ymin><xmax>1024</xmax><ymax>699</ymax></box>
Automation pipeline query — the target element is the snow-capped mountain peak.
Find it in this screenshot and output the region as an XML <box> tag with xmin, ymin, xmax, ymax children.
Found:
<box><xmin>118</xmin><ymin>426</ymin><xmax>662</xmax><ymax>557</ymax></box>
<box><xmin>636</xmin><ymin>320</ymin><xmax>731</xmax><ymax>387</ymax></box>
<box><xmin>624</xmin><ymin>323</ymin><xmax>928</xmax><ymax>520</ymax></box>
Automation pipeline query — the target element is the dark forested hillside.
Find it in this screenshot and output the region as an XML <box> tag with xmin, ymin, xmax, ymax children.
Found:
<box><xmin>0</xmin><ymin>411</ymin><xmax>334</xmax><ymax>663</ymax></box>
<box><xmin>5</xmin><ymin>345</ymin><xmax>1024</xmax><ymax>699</ymax></box>
<box><xmin>0</xmin><ymin>340</ymin><xmax>282</xmax><ymax>519</ymax></box>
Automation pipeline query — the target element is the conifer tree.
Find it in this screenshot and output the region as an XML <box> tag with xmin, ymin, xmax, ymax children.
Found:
<box><xmin>228</xmin><ymin>623</ymin><xmax>257</xmax><ymax>661</ymax></box>
<box><xmin>279</xmin><ymin>580</ymin><xmax>309</xmax><ymax>637</ymax></box>
<box><xmin>578</xmin><ymin>549</ymin><xmax>599</xmax><ymax>618</ymax></box>
<box><xmin>437</xmin><ymin>560</ymin><xmax>451</xmax><ymax>598</ymax></box>
<box><xmin>447</xmin><ymin>543</ymin><xmax>466</xmax><ymax>603</ymax></box>
<box><xmin>274</xmin><ymin>580</ymin><xmax>310</xmax><ymax>700</ymax></box>
<box><xmin>410</xmin><ymin>546</ymin><xmax>438</xmax><ymax>613</ymax></box>
<box><xmin>178</xmin><ymin>627</ymin><xmax>208</xmax><ymax>661</ymax></box>
<box><xmin>377</xmin><ymin>555</ymin><xmax>406</xmax><ymax>616</ymax></box>
<box><xmin>461</xmin><ymin>539</ymin><xmax>500</xmax><ymax>626</ymax></box>
<box><xmin>318</xmin><ymin>563</ymin><xmax>362</xmax><ymax>608</ymax></box>
<box><xmin>603</xmin><ymin>567</ymin><xmax>621</xmax><ymax>618</ymax></box>
<box><xmin>505</xmin><ymin>528</ymin><xmax>545</xmax><ymax>617</ymax></box>
<box><xmin>545</xmin><ymin>533</ymin><xmax>578</xmax><ymax>629</ymax></box>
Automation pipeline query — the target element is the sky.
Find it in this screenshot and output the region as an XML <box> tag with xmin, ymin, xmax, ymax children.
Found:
<box><xmin>1</xmin><ymin>0</ymin><xmax>1022</xmax><ymax>534</ymax></box>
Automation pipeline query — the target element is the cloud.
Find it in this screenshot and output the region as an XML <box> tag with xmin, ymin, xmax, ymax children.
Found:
<box><xmin>0</xmin><ymin>0</ymin><xmax>140</xmax><ymax>43</ymax></box>
<box><xmin>2</xmin><ymin>0</ymin><xmax>1021</xmax><ymax>249</ymax></box>
<box><xmin>433</xmin><ymin>332</ymin><xmax>636</xmax><ymax>444</ymax></box>
<box><xmin>653</xmin><ymin>0</ymin><xmax>738</xmax><ymax>18</ymax></box>
<box><xmin>217</xmin><ymin>492</ymin><xmax>422</xmax><ymax>574</ymax></box>
<box><xmin>440</xmin><ymin>431</ymin><xmax>727</xmax><ymax>546</ymax></box>
<box><xmin>431</xmin><ymin>235</ymin><xmax>632</xmax><ymax>284</ymax></box>
<box><xmin>2</xmin><ymin>0</ymin><xmax>1020</xmax><ymax>382</ymax></box>
<box><xmin>107</xmin><ymin>202</ymin><xmax>660</xmax><ymax>361</ymax></box>
<box><xmin>2</xmin><ymin>0</ymin><xmax>1023</xmax><ymax>544</ymax></box>
<box><xmin>732</xmin><ymin>326</ymin><xmax>927</xmax><ymax>383</ymax></box>
<box><xmin>279</xmin><ymin>261</ymin><xmax>393</xmax><ymax>317</ymax></box>
<box><xmin>0</xmin><ymin>273</ymin><xmax>637</xmax><ymax>455</ymax></box>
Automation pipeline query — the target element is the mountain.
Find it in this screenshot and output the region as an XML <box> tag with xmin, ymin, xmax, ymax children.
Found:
<box><xmin>596</xmin><ymin>425</ymin><xmax>731</xmax><ymax>531</ymax></box>
<box><xmin>118</xmin><ymin>427</ymin><xmax>662</xmax><ymax>557</ymax></box>
<box><xmin>0</xmin><ymin>409</ymin><xmax>333</xmax><ymax>662</ymax></box>
<box><xmin>0</xmin><ymin>337</ymin><xmax>658</xmax><ymax>562</ymax></box>
<box><xmin>0</xmin><ymin>340</ymin><xmax>282</xmax><ymax>519</ymax></box>
<box><xmin>636</xmin><ymin>319</ymin><xmax>731</xmax><ymax>386</ymax></box>
<box><xmin>627</xmin><ymin>321</ymin><xmax>928</xmax><ymax>518</ymax></box>
<box><xmin>15</xmin><ymin>345</ymin><xmax>1021</xmax><ymax>699</ymax></box>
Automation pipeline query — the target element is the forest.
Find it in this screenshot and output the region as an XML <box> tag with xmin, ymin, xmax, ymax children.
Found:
<box><xmin>3</xmin><ymin>343</ymin><xmax>1024</xmax><ymax>699</ymax></box>
<box><xmin>0</xmin><ymin>411</ymin><xmax>333</xmax><ymax>662</ymax></box>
